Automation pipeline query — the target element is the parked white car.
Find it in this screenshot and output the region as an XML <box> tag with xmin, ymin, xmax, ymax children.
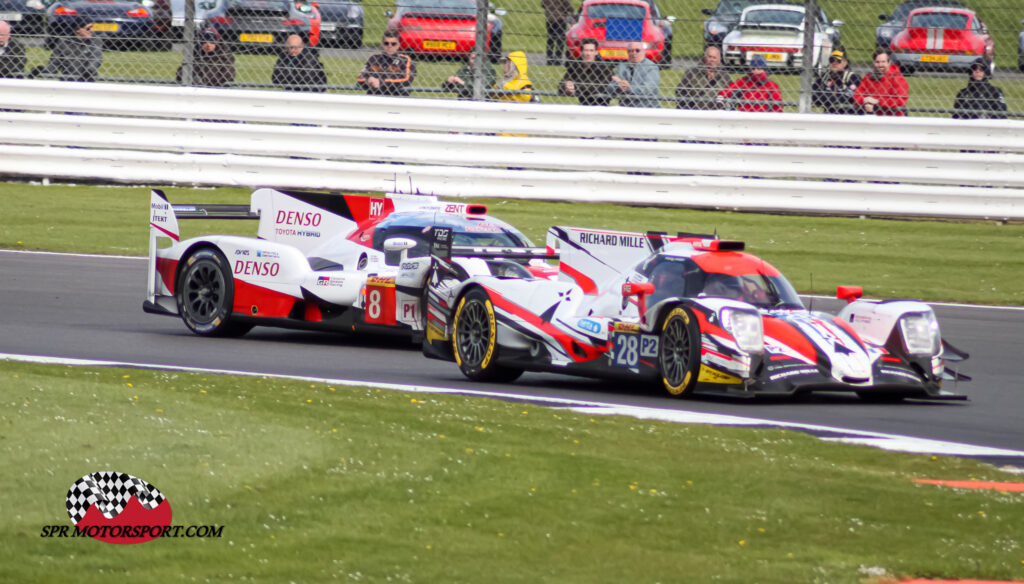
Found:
<box><xmin>721</xmin><ymin>4</ymin><xmax>839</xmax><ymax>72</ymax></box>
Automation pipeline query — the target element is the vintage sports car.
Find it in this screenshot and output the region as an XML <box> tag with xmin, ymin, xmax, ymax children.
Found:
<box><xmin>566</xmin><ymin>0</ymin><xmax>675</xmax><ymax>65</ymax></box>
<box><xmin>876</xmin><ymin>0</ymin><xmax>965</xmax><ymax>50</ymax></box>
<box><xmin>145</xmin><ymin>188</ymin><xmax>546</xmax><ymax>338</ymax></box>
<box><xmin>701</xmin><ymin>0</ymin><xmax>839</xmax><ymax>50</ymax></box>
<box><xmin>421</xmin><ymin>226</ymin><xmax>968</xmax><ymax>400</ymax></box>
<box><xmin>720</xmin><ymin>3</ymin><xmax>836</xmax><ymax>71</ymax></box>
<box><xmin>889</xmin><ymin>7</ymin><xmax>994</xmax><ymax>75</ymax></box>
<box><xmin>206</xmin><ymin>0</ymin><xmax>321</xmax><ymax>51</ymax></box>
<box><xmin>385</xmin><ymin>0</ymin><xmax>504</xmax><ymax>62</ymax></box>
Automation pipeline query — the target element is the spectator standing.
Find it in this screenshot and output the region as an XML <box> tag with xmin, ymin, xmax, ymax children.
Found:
<box><xmin>558</xmin><ymin>37</ymin><xmax>611</xmax><ymax>106</ymax></box>
<box><xmin>812</xmin><ymin>48</ymin><xmax>860</xmax><ymax>114</ymax></box>
<box><xmin>0</xmin><ymin>20</ymin><xmax>27</xmax><ymax>78</ymax></box>
<box><xmin>442</xmin><ymin>51</ymin><xmax>496</xmax><ymax>99</ymax></box>
<box><xmin>543</xmin><ymin>0</ymin><xmax>573</xmax><ymax>66</ymax></box>
<box><xmin>675</xmin><ymin>45</ymin><xmax>730</xmax><ymax>110</ymax></box>
<box><xmin>31</xmin><ymin>17</ymin><xmax>102</xmax><ymax>82</ymax></box>
<box><xmin>608</xmin><ymin>41</ymin><xmax>660</xmax><ymax>108</ymax></box>
<box><xmin>717</xmin><ymin>54</ymin><xmax>781</xmax><ymax>112</ymax></box>
<box><xmin>952</xmin><ymin>59</ymin><xmax>1006</xmax><ymax>120</ymax></box>
<box><xmin>853</xmin><ymin>48</ymin><xmax>908</xmax><ymax>116</ymax></box>
<box><xmin>272</xmin><ymin>33</ymin><xmax>327</xmax><ymax>92</ymax></box>
<box><xmin>176</xmin><ymin>27</ymin><xmax>234</xmax><ymax>87</ymax></box>
<box><xmin>495</xmin><ymin>51</ymin><xmax>533</xmax><ymax>102</ymax></box>
<box><xmin>358</xmin><ymin>31</ymin><xmax>416</xmax><ymax>97</ymax></box>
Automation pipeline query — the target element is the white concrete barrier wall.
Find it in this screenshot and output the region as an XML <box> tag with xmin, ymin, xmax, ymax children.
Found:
<box><xmin>0</xmin><ymin>79</ymin><xmax>1021</xmax><ymax>220</ymax></box>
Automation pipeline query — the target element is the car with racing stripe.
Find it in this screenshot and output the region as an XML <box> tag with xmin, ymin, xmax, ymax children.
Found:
<box><xmin>889</xmin><ymin>6</ymin><xmax>994</xmax><ymax>75</ymax></box>
<box><xmin>144</xmin><ymin>188</ymin><xmax>547</xmax><ymax>339</ymax></box>
<box><xmin>421</xmin><ymin>225</ymin><xmax>969</xmax><ymax>401</ymax></box>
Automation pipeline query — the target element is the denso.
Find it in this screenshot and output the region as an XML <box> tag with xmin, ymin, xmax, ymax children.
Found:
<box><xmin>275</xmin><ymin>210</ymin><xmax>322</xmax><ymax>227</ymax></box>
<box><xmin>234</xmin><ymin>260</ymin><xmax>280</xmax><ymax>277</ymax></box>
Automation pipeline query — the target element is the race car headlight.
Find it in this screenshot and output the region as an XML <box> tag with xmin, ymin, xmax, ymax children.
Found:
<box><xmin>900</xmin><ymin>312</ymin><xmax>940</xmax><ymax>356</ymax></box>
<box><xmin>721</xmin><ymin>308</ymin><xmax>763</xmax><ymax>354</ymax></box>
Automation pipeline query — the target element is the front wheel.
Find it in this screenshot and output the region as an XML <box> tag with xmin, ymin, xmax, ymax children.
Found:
<box><xmin>658</xmin><ymin>306</ymin><xmax>700</xmax><ymax>397</ymax></box>
<box><xmin>451</xmin><ymin>288</ymin><xmax>522</xmax><ymax>382</ymax></box>
<box><xmin>176</xmin><ymin>248</ymin><xmax>252</xmax><ymax>337</ymax></box>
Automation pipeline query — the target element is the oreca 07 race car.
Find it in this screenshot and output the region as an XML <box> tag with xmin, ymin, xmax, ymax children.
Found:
<box><xmin>145</xmin><ymin>188</ymin><xmax>547</xmax><ymax>338</ymax></box>
<box><xmin>421</xmin><ymin>226</ymin><xmax>969</xmax><ymax>400</ymax></box>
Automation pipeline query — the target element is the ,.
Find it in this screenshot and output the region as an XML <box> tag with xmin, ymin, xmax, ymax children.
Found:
<box><xmin>421</xmin><ymin>226</ymin><xmax>969</xmax><ymax>401</ymax></box>
<box><xmin>145</xmin><ymin>188</ymin><xmax>545</xmax><ymax>340</ymax></box>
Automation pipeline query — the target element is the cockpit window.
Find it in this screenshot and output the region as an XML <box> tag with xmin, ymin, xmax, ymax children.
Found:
<box><xmin>641</xmin><ymin>255</ymin><xmax>804</xmax><ymax>308</ymax></box>
<box><xmin>372</xmin><ymin>215</ymin><xmax>532</xmax><ymax>266</ymax></box>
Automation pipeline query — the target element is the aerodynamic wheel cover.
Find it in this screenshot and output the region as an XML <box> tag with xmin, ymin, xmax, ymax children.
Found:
<box><xmin>182</xmin><ymin>259</ymin><xmax>228</xmax><ymax>325</ymax></box>
<box><xmin>660</xmin><ymin>308</ymin><xmax>695</xmax><ymax>395</ymax></box>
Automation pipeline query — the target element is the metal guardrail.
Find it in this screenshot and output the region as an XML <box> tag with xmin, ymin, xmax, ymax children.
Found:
<box><xmin>0</xmin><ymin>79</ymin><xmax>1021</xmax><ymax>220</ymax></box>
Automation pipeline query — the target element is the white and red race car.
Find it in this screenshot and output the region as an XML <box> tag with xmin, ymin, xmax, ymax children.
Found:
<box><xmin>145</xmin><ymin>188</ymin><xmax>550</xmax><ymax>338</ymax></box>
<box><xmin>422</xmin><ymin>225</ymin><xmax>969</xmax><ymax>401</ymax></box>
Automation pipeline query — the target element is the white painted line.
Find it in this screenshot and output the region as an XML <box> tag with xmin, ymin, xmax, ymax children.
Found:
<box><xmin>4</xmin><ymin>352</ymin><xmax>1024</xmax><ymax>461</ymax></box>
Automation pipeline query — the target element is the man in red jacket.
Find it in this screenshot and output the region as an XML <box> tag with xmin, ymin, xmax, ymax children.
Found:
<box><xmin>854</xmin><ymin>48</ymin><xmax>908</xmax><ymax>116</ymax></box>
<box><xmin>716</xmin><ymin>55</ymin><xmax>782</xmax><ymax>113</ymax></box>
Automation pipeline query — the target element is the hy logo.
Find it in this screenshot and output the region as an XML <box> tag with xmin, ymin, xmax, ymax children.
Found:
<box><xmin>66</xmin><ymin>471</ymin><xmax>173</xmax><ymax>544</ymax></box>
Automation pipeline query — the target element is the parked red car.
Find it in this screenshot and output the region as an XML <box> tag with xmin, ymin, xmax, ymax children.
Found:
<box><xmin>385</xmin><ymin>0</ymin><xmax>504</xmax><ymax>62</ymax></box>
<box><xmin>566</xmin><ymin>0</ymin><xmax>674</xmax><ymax>65</ymax></box>
<box><xmin>889</xmin><ymin>7</ymin><xmax>993</xmax><ymax>75</ymax></box>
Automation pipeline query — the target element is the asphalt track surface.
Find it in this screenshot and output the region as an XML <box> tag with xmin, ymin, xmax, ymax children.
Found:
<box><xmin>2</xmin><ymin>249</ymin><xmax>1023</xmax><ymax>458</ymax></box>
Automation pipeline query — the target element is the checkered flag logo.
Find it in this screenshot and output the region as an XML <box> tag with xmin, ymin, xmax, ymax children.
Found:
<box><xmin>66</xmin><ymin>471</ymin><xmax>166</xmax><ymax>525</ymax></box>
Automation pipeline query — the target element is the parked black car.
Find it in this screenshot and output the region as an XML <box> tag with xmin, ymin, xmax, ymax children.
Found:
<box><xmin>316</xmin><ymin>0</ymin><xmax>361</xmax><ymax>49</ymax></box>
<box><xmin>207</xmin><ymin>0</ymin><xmax>320</xmax><ymax>52</ymax></box>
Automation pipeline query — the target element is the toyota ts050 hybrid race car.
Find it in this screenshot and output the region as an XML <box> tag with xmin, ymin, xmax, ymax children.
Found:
<box><xmin>145</xmin><ymin>188</ymin><xmax>552</xmax><ymax>339</ymax></box>
<box><xmin>420</xmin><ymin>226</ymin><xmax>969</xmax><ymax>401</ymax></box>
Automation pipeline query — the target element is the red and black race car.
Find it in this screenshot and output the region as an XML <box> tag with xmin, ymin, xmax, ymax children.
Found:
<box><xmin>889</xmin><ymin>6</ymin><xmax>994</xmax><ymax>75</ymax></box>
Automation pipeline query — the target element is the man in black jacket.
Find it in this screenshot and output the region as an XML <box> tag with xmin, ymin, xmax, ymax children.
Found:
<box><xmin>32</xmin><ymin>16</ymin><xmax>103</xmax><ymax>82</ymax></box>
<box><xmin>0</xmin><ymin>20</ymin><xmax>26</xmax><ymax>78</ymax></box>
<box><xmin>272</xmin><ymin>34</ymin><xmax>327</xmax><ymax>93</ymax></box>
<box><xmin>812</xmin><ymin>48</ymin><xmax>861</xmax><ymax>115</ymax></box>
<box><xmin>952</xmin><ymin>59</ymin><xmax>1006</xmax><ymax>120</ymax></box>
<box><xmin>558</xmin><ymin>37</ymin><xmax>611</xmax><ymax>106</ymax></box>
<box><xmin>357</xmin><ymin>31</ymin><xmax>416</xmax><ymax>97</ymax></box>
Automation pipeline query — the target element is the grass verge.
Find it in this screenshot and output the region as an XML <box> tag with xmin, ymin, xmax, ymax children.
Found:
<box><xmin>2</xmin><ymin>360</ymin><xmax>1023</xmax><ymax>583</ymax></box>
<box><xmin>1</xmin><ymin>182</ymin><xmax>1022</xmax><ymax>305</ymax></box>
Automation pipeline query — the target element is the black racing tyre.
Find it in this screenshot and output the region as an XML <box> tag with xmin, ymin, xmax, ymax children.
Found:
<box><xmin>657</xmin><ymin>306</ymin><xmax>700</xmax><ymax>397</ymax></box>
<box><xmin>451</xmin><ymin>288</ymin><xmax>522</xmax><ymax>382</ymax></box>
<box><xmin>176</xmin><ymin>248</ymin><xmax>252</xmax><ymax>337</ymax></box>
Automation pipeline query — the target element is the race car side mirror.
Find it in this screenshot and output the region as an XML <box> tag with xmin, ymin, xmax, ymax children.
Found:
<box><xmin>836</xmin><ymin>285</ymin><xmax>863</xmax><ymax>304</ymax></box>
<box><xmin>622</xmin><ymin>282</ymin><xmax>655</xmax><ymax>323</ymax></box>
<box><xmin>384</xmin><ymin>237</ymin><xmax>417</xmax><ymax>252</ymax></box>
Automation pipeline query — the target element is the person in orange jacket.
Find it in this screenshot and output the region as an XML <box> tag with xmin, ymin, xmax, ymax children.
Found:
<box><xmin>853</xmin><ymin>48</ymin><xmax>908</xmax><ymax>116</ymax></box>
<box><xmin>716</xmin><ymin>54</ymin><xmax>782</xmax><ymax>113</ymax></box>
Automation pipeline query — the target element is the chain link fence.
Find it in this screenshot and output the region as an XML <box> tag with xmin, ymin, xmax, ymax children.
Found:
<box><xmin>0</xmin><ymin>0</ymin><xmax>1020</xmax><ymax>116</ymax></box>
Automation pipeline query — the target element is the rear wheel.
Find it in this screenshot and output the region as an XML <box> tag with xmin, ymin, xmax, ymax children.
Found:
<box><xmin>451</xmin><ymin>288</ymin><xmax>522</xmax><ymax>382</ymax></box>
<box><xmin>658</xmin><ymin>306</ymin><xmax>700</xmax><ymax>397</ymax></box>
<box><xmin>176</xmin><ymin>248</ymin><xmax>252</xmax><ymax>337</ymax></box>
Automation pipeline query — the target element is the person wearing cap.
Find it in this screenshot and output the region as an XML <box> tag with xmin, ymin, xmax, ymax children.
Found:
<box><xmin>272</xmin><ymin>33</ymin><xmax>326</xmax><ymax>93</ymax></box>
<box><xmin>358</xmin><ymin>30</ymin><xmax>416</xmax><ymax>97</ymax></box>
<box><xmin>608</xmin><ymin>41</ymin><xmax>661</xmax><ymax>108</ymax></box>
<box><xmin>716</xmin><ymin>54</ymin><xmax>782</xmax><ymax>113</ymax></box>
<box><xmin>0</xmin><ymin>20</ymin><xmax>27</xmax><ymax>78</ymax></box>
<box><xmin>812</xmin><ymin>47</ymin><xmax>861</xmax><ymax>115</ymax></box>
<box><xmin>31</xmin><ymin>16</ymin><xmax>102</xmax><ymax>82</ymax></box>
<box><xmin>853</xmin><ymin>48</ymin><xmax>907</xmax><ymax>116</ymax></box>
<box><xmin>952</xmin><ymin>59</ymin><xmax>1005</xmax><ymax>120</ymax></box>
<box><xmin>176</xmin><ymin>27</ymin><xmax>235</xmax><ymax>88</ymax></box>
<box><xmin>675</xmin><ymin>45</ymin><xmax>730</xmax><ymax>110</ymax></box>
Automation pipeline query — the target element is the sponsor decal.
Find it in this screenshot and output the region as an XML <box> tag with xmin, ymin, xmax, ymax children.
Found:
<box><xmin>463</xmin><ymin>223</ymin><xmax>504</xmax><ymax>233</ymax></box>
<box><xmin>150</xmin><ymin>202</ymin><xmax>170</xmax><ymax>211</ymax></box>
<box><xmin>443</xmin><ymin>203</ymin><xmax>467</xmax><ymax>214</ymax></box>
<box><xmin>274</xmin><ymin>228</ymin><xmax>321</xmax><ymax>238</ymax></box>
<box><xmin>41</xmin><ymin>471</ymin><xmax>224</xmax><ymax>544</ymax></box>
<box><xmin>612</xmin><ymin>322</ymin><xmax>640</xmax><ymax>333</ymax></box>
<box><xmin>234</xmin><ymin>249</ymin><xmax>250</xmax><ymax>256</ymax></box>
<box><xmin>316</xmin><ymin>276</ymin><xmax>346</xmax><ymax>287</ymax></box>
<box><xmin>366</xmin><ymin>276</ymin><xmax>395</xmax><ymax>287</ymax></box>
<box><xmin>698</xmin><ymin>366</ymin><xmax>742</xmax><ymax>384</ymax></box>
<box><xmin>370</xmin><ymin>199</ymin><xmax>385</xmax><ymax>217</ymax></box>
<box><xmin>401</xmin><ymin>261</ymin><xmax>421</xmax><ymax>270</ymax></box>
<box><xmin>577</xmin><ymin>318</ymin><xmax>602</xmax><ymax>334</ymax></box>
<box><xmin>578</xmin><ymin>232</ymin><xmax>646</xmax><ymax>248</ymax></box>
<box><xmin>256</xmin><ymin>250</ymin><xmax>280</xmax><ymax>259</ymax></box>
<box><xmin>275</xmin><ymin>210</ymin><xmax>322</xmax><ymax>227</ymax></box>
<box><xmin>400</xmin><ymin>300</ymin><xmax>418</xmax><ymax>321</ymax></box>
<box><xmin>234</xmin><ymin>260</ymin><xmax>280</xmax><ymax>277</ymax></box>
<box><xmin>151</xmin><ymin>215</ymin><xmax>168</xmax><ymax>224</ymax></box>
<box><xmin>767</xmin><ymin>367</ymin><xmax>819</xmax><ymax>382</ymax></box>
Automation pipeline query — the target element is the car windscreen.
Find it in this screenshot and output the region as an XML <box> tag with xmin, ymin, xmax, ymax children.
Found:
<box><xmin>714</xmin><ymin>0</ymin><xmax>774</xmax><ymax>17</ymax></box>
<box><xmin>641</xmin><ymin>256</ymin><xmax>804</xmax><ymax>309</ymax></box>
<box><xmin>891</xmin><ymin>0</ymin><xmax>965</xmax><ymax>22</ymax></box>
<box><xmin>587</xmin><ymin>3</ymin><xmax>646</xmax><ymax>20</ymax></box>
<box><xmin>742</xmin><ymin>9</ymin><xmax>803</xmax><ymax>27</ymax></box>
<box><xmin>396</xmin><ymin>0</ymin><xmax>474</xmax><ymax>12</ymax></box>
<box><xmin>909</xmin><ymin>12</ymin><xmax>968</xmax><ymax>29</ymax></box>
